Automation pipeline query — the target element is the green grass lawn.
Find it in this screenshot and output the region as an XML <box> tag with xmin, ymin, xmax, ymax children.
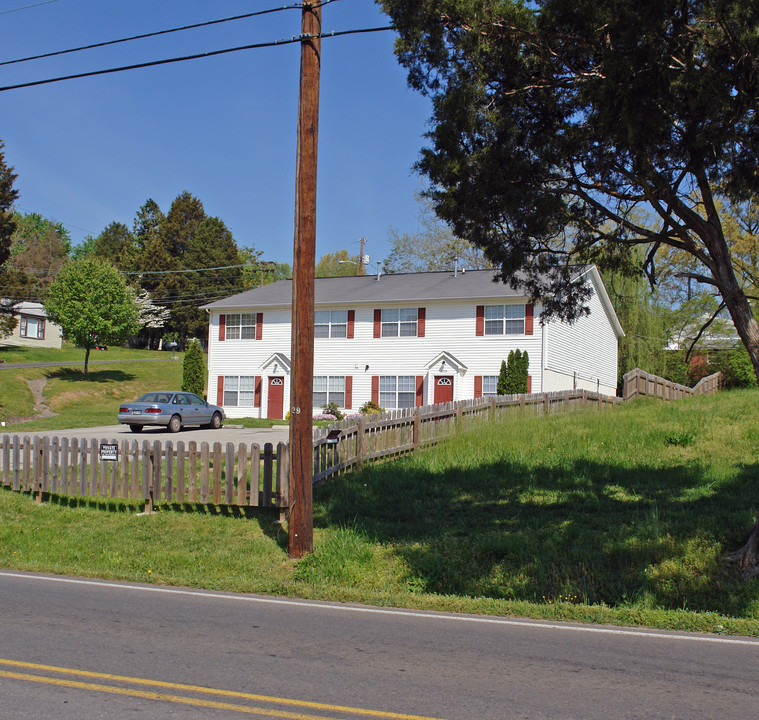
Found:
<box><xmin>2</xmin><ymin>376</ymin><xmax>759</xmax><ymax>635</ymax></box>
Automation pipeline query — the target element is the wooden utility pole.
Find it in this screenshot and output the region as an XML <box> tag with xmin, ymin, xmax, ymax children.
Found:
<box><xmin>357</xmin><ymin>237</ymin><xmax>366</xmax><ymax>275</ymax></box>
<box><xmin>288</xmin><ymin>1</ymin><xmax>321</xmax><ymax>558</ymax></box>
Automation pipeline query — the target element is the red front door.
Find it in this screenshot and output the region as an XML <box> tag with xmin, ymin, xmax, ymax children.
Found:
<box><xmin>267</xmin><ymin>377</ymin><xmax>284</xmax><ymax>419</ymax></box>
<box><xmin>434</xmin><ymin>375</ymin><xmax>454</xmax><ymax>404</ymax></box>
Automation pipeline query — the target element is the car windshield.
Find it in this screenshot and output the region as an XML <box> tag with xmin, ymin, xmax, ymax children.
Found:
<box><xmin>137</xmin><ymin>392</ymin><xmax>173</xmax><ymax>404</ymax></box>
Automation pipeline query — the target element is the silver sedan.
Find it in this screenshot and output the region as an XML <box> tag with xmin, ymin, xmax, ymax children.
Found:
<box><xmin>118</xmin><ymin>391</ymin><xmax>225</xmax><ymax>433</ymax></box>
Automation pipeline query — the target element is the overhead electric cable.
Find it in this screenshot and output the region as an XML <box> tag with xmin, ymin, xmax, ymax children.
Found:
<box><xmin>0</xmin><ymin>0</ymin><xmax>59</xmax><ymax>15</ymax></box>
<box><xmin>0</xmin><ymin>2</ymin><xmax>305</xmax><ymax>67</ymax></box>
<box><xmin>0</xmin><ymin>26</ymin><xmax>394</xmax><ymax>92</ymax></box>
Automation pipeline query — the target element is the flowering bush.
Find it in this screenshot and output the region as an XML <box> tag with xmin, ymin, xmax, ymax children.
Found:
<box><xmin>313</xmin><ymin>413</ymin><xmax>338</xmax><ymax>421</ymax></box>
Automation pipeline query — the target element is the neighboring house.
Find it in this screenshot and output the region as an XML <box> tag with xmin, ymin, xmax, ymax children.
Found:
<box><xmin>0</xmin><ymin>301</ymin><xmax>63</xmax><ymax>349</ymax></box>
<box><xmin>202</xmin><ymin>267</ymin><xmax>624</xmax><ymax>420</ymax></box>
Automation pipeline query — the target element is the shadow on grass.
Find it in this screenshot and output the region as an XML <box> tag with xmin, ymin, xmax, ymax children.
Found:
<box><xmin>314</xmin><ymin>453</ymin><xmax>759</xmax><ymax>617</ymax></box>
<box><xmin>46</xmin><ymin>368</ymin><xmax>136</xmax><ymax>383</ymax></box>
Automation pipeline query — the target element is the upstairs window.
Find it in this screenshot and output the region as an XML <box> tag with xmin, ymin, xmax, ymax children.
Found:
<box><xmin>226</xmin><ymin>313</ymin><xmax>257</xmax><ymax>340</ymax></box>
<box><xmin>381</xmin><ymin>308</ymin><xmax>418</xmax><ymax>337</ymax></box>
<box><xmin>484</xmin><ymin>304</ymin><xmax>525</xmax><ymax>335</ymax></box>
<box><xmin>315</xmin><ymin>310</ymin><xmax>348</xmax><ymax>338</ymax></box>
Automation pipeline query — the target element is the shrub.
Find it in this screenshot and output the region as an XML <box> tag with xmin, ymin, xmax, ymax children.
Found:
<box><xmin>181</xmin><ymin>339</ymin><xmax>205</xmax><ymax>396</ymax></box>
<box><xmin>711</xmin><ymin>347</ymin><xmax>756</xmax><ymax>389</ymax></box>
<box><xmin>321</xmin><ymin>401</ymin><xmax>344</xmax><ymax>420</ymax></box>
<box><xmin>359</xmin><ymin>400</ymin><xmax>384</xmax><ymax>415</ymax></box>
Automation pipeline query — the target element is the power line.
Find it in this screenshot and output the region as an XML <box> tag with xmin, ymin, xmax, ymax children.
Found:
<box><xmin>0</xmin><ymin>3</ymin><xmax>305</xmax><ymax>67</ymax></box>
<box><xmin>0</xmin><ymin>26</ymin><xmax>395</xmax><ymax>92</ymax></box>
<box><xmin>0</xmin><ymin>0</ymin><xmax>60</xmax><ymax>15</ymax></box>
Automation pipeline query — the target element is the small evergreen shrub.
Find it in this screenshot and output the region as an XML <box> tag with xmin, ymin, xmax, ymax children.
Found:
<box><xmin>181</xmin><ymin>339</ymin><xmax>206</xmax><ymax>396</ymax></box>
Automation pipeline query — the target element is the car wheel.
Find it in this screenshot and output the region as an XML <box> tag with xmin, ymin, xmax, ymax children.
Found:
<box><xmin>168</xmin><ymin>415</ymin><xmax>182</xmax><ymax>433</ymax></box>
<box><xmin>210</xmin><ymin>412</ymin><xmax>222</xmax><ymax>429</ymax></box>
<box><xmin>129</xmin><ymin>425</ymin><xmax>143</xmax><ymax>433</ymax></box>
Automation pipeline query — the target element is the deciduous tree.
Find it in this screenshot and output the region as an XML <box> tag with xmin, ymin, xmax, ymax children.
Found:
<box><xmin>44</xmin><ymin>258</ymin><xmax>140</xmax><ymax>375</ymax></box>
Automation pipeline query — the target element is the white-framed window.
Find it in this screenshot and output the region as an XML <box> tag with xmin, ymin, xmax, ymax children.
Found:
<box><xmin>19</xmin><ymin>315</ymin><xmax>45</xmax><ymax>339</ymax></box>
<box><xmin>314</xmin><ymin>376</ymin><xmax>345</xmax><ymax>408</ymax></box>
<box><xmin>226</xmin><ymin>313</ymin><xmax>257</xmax><ymax>340</ymax></box>
<box><xmin>381</xmin><ymin>308</ymin><xmax>418</xmax><ymax>337</ymax></box>
<box><xmin>223</xmin><ymin>376</ymin><xmax>257</xmax><ymax>406</ymax></box>
<box><xmin>380</xmin><ymin>375</ymin><xmax>416</xmax><ymax>409</ymax></box>
<box><xmin>484</xmin><ymin>304</ymin><xmax>525</xmax><ymax>335</ymax></box>
<box><xmin>482</xmin><ymin>376</ymin><xmax>499</xmax><ymax>397</ymax></box>
<box><xmin>315</xmin><ymin>310</ymin><xmax>348</xmax><ymax>338</ymax></box>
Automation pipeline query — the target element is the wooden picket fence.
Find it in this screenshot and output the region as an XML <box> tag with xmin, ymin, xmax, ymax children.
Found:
<box><xmin>0</xmin><ymin>389</ymin><xmax>618</xmax><ymax>512</ymax></box>
<box><xmin>312</xmin><ymin>389</ymin><xmax>621</xmax><ymax>485</ymax></box>
<box><xmin>0</xmin><ymin>436</ymin><xmax>288</xmax><ymax>512</ymax></box>
<box><xmin>622</xmin><ymin>368</ymin><xmax>723</xmax><ymax>401</ymax></box>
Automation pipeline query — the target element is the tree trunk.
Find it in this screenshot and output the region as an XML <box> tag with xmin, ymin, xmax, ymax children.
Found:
<box><xmin>84</xmin><ymin>347</ymin><xmax>90</xmax><ymax>377</ymax></box>
<box><xmin>725</xmin><ymin>517</ymin><xmax>759</xmax><ymax>579</ymax></box>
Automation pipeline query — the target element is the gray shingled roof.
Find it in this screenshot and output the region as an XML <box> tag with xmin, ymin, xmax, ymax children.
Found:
<box><xmin>203</xmin><ymin>269</ymin><xmax>539</xmax><ymax>310</ymax></box>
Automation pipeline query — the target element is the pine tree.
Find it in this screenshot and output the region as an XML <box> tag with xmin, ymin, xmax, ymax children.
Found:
<box><xmin>181</xmin><ymin>339</ymin><xmax>206</xmax><ymax>396</ymax></box>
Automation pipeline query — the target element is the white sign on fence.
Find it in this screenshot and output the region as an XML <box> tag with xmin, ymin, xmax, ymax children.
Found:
<box><xmin>99</xmin><ymin>443</ymin><xmax>118</xmax><ymax>462</ymax></box>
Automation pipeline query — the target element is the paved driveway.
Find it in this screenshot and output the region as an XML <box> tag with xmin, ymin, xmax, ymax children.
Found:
<box><xmin>1</xmin><ymin>424</ymin><xmax>292</xmax><ymax>447</ymax></box>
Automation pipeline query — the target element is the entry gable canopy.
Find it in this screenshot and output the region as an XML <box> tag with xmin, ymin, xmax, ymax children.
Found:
<box><xmin>425</xmin><ymin>351</ymin><xmax>468</xmax><ymax>374</ymax></box>
<box><xmin>260</xmin><ymin>352</ymin><xmax>291</xmax><ymax>374</ymax></box>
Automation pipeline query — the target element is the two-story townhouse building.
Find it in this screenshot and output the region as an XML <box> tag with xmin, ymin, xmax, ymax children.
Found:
<box><xmin>202</xmin><ymin>267</ymin><xmax>623</xmax><ymax>419</ymax></box>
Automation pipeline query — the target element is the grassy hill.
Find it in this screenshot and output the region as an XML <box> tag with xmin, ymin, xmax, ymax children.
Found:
<box><xmin>0</xmin><ymin>343</ymin><xmax>184</xmax><ymax>427</ymax></box>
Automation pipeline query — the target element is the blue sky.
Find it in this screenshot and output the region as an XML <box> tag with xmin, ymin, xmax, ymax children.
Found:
<box><xmin>0</xmin><ymin>0</ymin><xmax>432</xmax><ymax>267</ymax></box>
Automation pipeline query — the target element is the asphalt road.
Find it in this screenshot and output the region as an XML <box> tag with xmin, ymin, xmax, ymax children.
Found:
<box><xmin>1</xmin><ymin>571</ymin><xmax>758</xmax><ymax>720</ymax></box>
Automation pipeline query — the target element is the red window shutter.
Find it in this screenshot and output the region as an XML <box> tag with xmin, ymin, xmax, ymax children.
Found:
<box><xmin>415</xmin><ymin>376</ymin><xmax>424</xmax><ymax>407</ymax></box>
<box><xmin>345</xmin><ymin>376</ymin><xmax>353</xmax><ymax>409</ymax></box>
<box><xmin>256</xmin><ymin>312</ymin><xmax>263</xmax><ymax>340</ymax></box>
<box><xmin>219</xmin><ymin>314</ymin><xmax>226</xmax><ymax>341</ymax></box>
<box><xmin>525</xmin><ymin>304</ymin><xmax>534</xmax><ymax>335</ymax></box>
<box><xmin>371</xmin><ymin>376</ymin><xmax>379</xmax><ymax>405</ymax></box>
<box><xmin>527</xmin><ymin>375</ymin><xmax>532</xmax><ymax>394</ymax></box>
<box><xmin>347</xmin><ymin>310</ymin><xmax>355</xmax><ymax>339</ymax></box>
<box><xmin>476</xmin><ymin>305</ymin><xmax>484</xmax><ymax>336</ymax></box>
<box><xmin>417</xmin><ymin>307</ymin><xmax>426</xmax><ymax>337</ymax></box>
<box><xmin>217</xmin><ymin>376</ymin><xmax>224</xmax><ymax>405</ymax></box>
<box><xmin>254</xmin><ymin>376</ymin><xmax>262</xmax><ymax>407</ymax></box>
<box><xmin>373</xmin><ymin>309</ymin><xmax>381</xmax><ymax>338</ymax></box>
<box><xmin>474</xmin><ymin>376</ymin><xmax>483</xmax><ymax>399</ymax></box>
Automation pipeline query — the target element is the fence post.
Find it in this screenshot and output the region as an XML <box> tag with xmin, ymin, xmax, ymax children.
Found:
<box><xmin>262</xmin><ymin>443</ymin><xmax>273</xmax><ymax>507</ymax></box>
<box><xmin>356</xmin><ymin>415</ymin><xmax>367</xmax><ymax>470</ymax></box>
<box><xmin>276</xmin><ymin>441</ymin><xmax>288</xmax><ymax>521</ymax></box>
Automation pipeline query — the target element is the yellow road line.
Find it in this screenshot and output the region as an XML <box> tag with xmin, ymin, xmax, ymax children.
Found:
<box><xmin>0</xmin><ymin>659</ymin><xmax>448</xmax><ymax>720</ymax></box>
<box><xmin>0</xmin><ymin>670</ymin><xmax>339</xmax><ymax>719</ymax></box>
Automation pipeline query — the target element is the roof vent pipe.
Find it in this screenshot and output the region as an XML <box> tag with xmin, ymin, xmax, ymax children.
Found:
<box><xmin>453</xmin><ymin>256</ymin><xmax>459</xmax><ymax>277</ymax></box>
<box><xmin>377</xmin><ymin>261</ymin><xmax>382</xmax><ymax>281</ymax></box>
